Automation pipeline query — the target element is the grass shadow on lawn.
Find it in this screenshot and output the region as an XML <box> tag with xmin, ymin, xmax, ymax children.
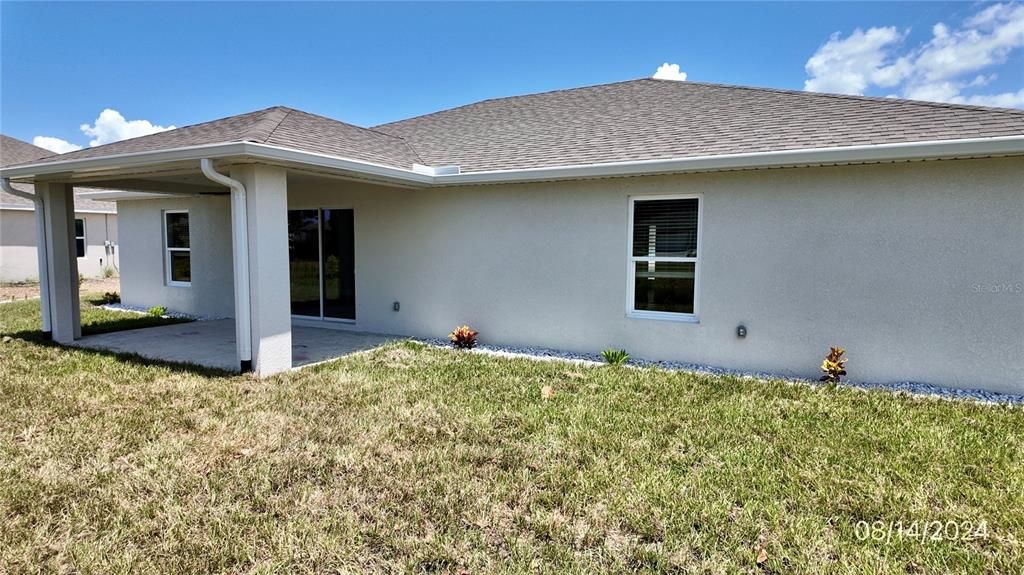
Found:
<box><xmin>1</xmin><ymin>295</ymin><xmax>226</xmax><ymax>377</ymax></box>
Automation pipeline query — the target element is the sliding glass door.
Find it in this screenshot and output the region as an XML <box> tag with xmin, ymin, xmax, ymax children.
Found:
<box><xmin>287</xmin><ymin>208</ymin><xmax>355</xmax><ymax>320</ymax></box>
<box><xmin>288</xmin><ymin>210</ymin><xmax>321</xmax><ymax>317</ymax></box>
<box><xmin>321</xmin><ymin>209</ymin><xmax>355</xmax><ymax>320</ymax></box>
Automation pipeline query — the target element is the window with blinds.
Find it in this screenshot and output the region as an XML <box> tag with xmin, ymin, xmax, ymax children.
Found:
<box><xmin>629</xmin><ymin>196</ymin><xmax>700</xmax><ymax>318</ymax></box>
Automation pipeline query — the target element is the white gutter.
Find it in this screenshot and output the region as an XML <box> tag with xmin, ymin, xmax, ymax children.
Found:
<box><xmin>432</xmin><ymin>134</ymin><xmax>1024</xmax><ymax>185</ymax></box>
<box><xmin>2</xmin><ymin>135</ymin><xmax>1021</xmax><ymax>187</ymax></box>
<box><xmin>0</xmin><ymin>142</ymin><xmax>435</xmax><ymax>186</ymax></box>
<box><xmin>200</xmin><ymin>159</ymin><xmax>252</xmax><ymax>372</ymax></box>
<box><xmin>0</xmin><ymin>178</ymin><xmax>51</xmax><ymax>334</ymax></box>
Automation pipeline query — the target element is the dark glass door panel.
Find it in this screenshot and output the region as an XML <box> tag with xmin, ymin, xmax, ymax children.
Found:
<box><xmin>321</xmin><ymin>209</ymin><xmax>355</xmax><ymax>320</ymax></box>
<box><xmin>288</xmin><ymin>210</ymin><xmax>321</xmax><ymax>317</ymax></box>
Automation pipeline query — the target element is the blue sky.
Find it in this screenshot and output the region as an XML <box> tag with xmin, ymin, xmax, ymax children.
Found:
<box><xmin>2</xmin><ymin>2</ymin><xmax>1022</xmax><ymax>153</ymax></box>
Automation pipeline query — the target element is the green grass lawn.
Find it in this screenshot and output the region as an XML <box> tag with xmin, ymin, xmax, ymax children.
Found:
<box><xmin>1</xmin><ymin>298</ymin><xmax>1022</xmax><ymax>573</ymax></box>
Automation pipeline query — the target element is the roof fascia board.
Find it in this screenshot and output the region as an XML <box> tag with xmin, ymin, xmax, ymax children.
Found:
<box><xmin>0</xmin><ymin>141</ymin><xmax>435</xmax><ymax>187</ymax></box>
<box><xmin>0</xmin><ymin>142</ymin><xmax>250</xmax><ymax>179</ymax></box>
<box><xmin>1</xmin><ymin>135</ymin><xmax>1020</xmax><ymax>187</ymax></box>
<box><xmin>433</xmin><ymin>135</ymin><xmax>1024</xmax><ymax>185</ymax></box>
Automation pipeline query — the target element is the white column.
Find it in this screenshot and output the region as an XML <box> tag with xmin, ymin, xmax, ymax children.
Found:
<box><xmin>38</xmin><ymin>182</ymin><xmax>80</xmax><ymax>343</ymax></box>
<box><xmin>230</xmin><ymin>165</ymin><xmax>291</xmax><ymax>376</ymax></box>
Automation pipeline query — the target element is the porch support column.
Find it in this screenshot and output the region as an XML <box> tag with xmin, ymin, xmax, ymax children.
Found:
<box><xmin>38</xmin><ymin>182</ymin><xmax>80</xmax><ymax>343</ymax></box>
<box><xmin>230</xmin><ymin>165</ymin><xmax>291</xmax><ymax>376</ymax></box>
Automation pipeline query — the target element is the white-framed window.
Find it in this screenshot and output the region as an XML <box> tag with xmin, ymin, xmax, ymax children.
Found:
<box><xmin>627</xmin><ymin>194</ymin><xmax>701</xmax><ymax>321</ymax></box>
<box><xmin>164</xmin><ymin>210</ymin><xmax>191</xmax><ymax>287</ymax></box>
<box><xmin>74</xmin><ymin>218</ymin><xmax>86</xmax><ymax>258</ymax></box>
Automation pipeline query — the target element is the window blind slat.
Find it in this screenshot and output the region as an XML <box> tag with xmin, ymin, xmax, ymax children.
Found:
<box><xmin>632</xmin><ymin>198</ymin><xmax>698</xmax><ymax>257</ymax></box>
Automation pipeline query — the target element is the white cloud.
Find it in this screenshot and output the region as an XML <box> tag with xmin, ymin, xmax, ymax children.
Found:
<box><xmin>80</xmin><ymin>108</ymin><xmax>175</xmax><ymax>147</ymax></box>
<box><xmin>32</xmin><ymin>136</ymin><xmax>83</xmax><ymax>154</ymax></box>
<box><xmin>804</xmin><ymin>3</ymin><xmax>1024</xmax><ymax>108</ymax></box>
<box><xmin>653</xmin><ymin>63</ymin><xmax>688</xmax><ymax>81</ymax></box>
<box><xmin>954</xmin><ymin>88</ymin><xmax>1024</xmax><ymax>107</ymax></box>
<box><xmin>804</xmin><ymin>27</ymin><xmax>910</xmax><ymax>94</ymax></box>
<box><xmin>32</xmin><ymin>108</ymin><xmax>175</xmax><ymax>154</ymax></box>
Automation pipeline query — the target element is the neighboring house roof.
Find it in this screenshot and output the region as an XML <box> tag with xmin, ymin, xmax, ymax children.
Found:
<box><xmin>4</xmin><ymin>79</ymin><xmax>1024</xmax><ymax>180</ymax></box>
<box><xmin>24</xmin><ymin>107</ymin><xmax>422</xmax><ymax>170</ymax></box>
<box><xmin>1</xmin><ymin>135</ymin><xmax>117</xmax><ymax>213</ymax></box>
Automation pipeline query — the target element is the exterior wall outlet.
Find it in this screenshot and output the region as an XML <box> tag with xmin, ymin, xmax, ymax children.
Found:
<box><xmin>737</xmin><ymin>325</ymin><xmax>747</xmax><ymax>338</ymax></box>
<box><xmin>393</xmin><ymin>301</ymin><xmax>400</xmax><ymax>312</ymax></box>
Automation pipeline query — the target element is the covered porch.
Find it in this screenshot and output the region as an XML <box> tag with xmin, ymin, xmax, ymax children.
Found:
<box><xmin>1</xmin><ymin>143</ymin><xmax>431</xmax><ymax>377</ymax></box>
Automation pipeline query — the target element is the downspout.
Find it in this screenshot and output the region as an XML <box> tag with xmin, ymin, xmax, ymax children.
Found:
<box><xmin>1</xmin><ymin>178</ymin><xmax>51</xmax><ymax>335</ymax></box>
<box><xmin>199</xmin><ymin>159</ymin><xmax>252</xmax><ymax>372</ymax></box>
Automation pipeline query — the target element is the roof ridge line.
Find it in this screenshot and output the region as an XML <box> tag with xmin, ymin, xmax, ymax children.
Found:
<box><xmin>659</xmin><ymin>78</ymin><xmax>1024</xmax><ymax>116</ymax></box>
<box><xmin>279</xmin><ymin>106</ymin><xmax>414</xmax><ymax>142</ymax></box>
<box><xmin>278</xmin><ymin>107</ymin><xmax>428</xmax><ymax>165</ymax></box>
<box><xmin>373</xmin><ymin>78</ymin><xmax>652</xmax><ymax>128</ymax></box>
<box><xmin>257</xmin><ymin>107</ymin><xmax>293</xmax><ymax>144</ymax></box>
<box><xmin>376</xmin><ymin>77</ymin><xmax>1024</xmax><ymax>129</ymax></box>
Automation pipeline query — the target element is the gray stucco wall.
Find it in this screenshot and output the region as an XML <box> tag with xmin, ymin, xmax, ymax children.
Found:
<box><xmin>118</xmin><ymin>157</ymin><xmax>1024</xmax><ymax>393</ymax></box>
<box><xmin>117</xmin><ymin>195</ymin><xmax>234</xmax><ymax>318</ymax></box>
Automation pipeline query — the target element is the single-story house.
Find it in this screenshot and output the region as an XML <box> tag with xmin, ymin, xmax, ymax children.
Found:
<box><xmin>1</xmin><ymin>79</ymin><xmax>1021</xmax><ymax>393</ymax></box>
<box><xmin>1</xmin><ymin>135</ymin><xmax>118</xmax><ymax>282</ymax></box>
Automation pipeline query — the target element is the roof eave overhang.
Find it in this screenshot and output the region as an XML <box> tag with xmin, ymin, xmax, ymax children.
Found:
<box><xmin>433</xmin><ymin>134</ymin><xmax>1024</xmax><ymax>185</ymax></box>
<box><xmin>0</xmin><ymin>142</ymin><xmax>436</xmax><ymax>188</ymax></box>
<box><xmin>2</xmin><ymin>135</ymin><xmax>1021</xmax><ymax>188</ymax></box>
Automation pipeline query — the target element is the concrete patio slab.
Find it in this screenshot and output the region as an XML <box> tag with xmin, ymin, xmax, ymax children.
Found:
<box><xmin>71</xmin><ymin>319</ymin><xmax>396</xmax><ymax>371</ymax></box>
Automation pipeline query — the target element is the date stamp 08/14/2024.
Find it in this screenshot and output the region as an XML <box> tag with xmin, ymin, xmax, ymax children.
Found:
<box><xmin>854</xmin><ymin>520</ymin><xmax>990</xmax><ymax>544</ymax></box>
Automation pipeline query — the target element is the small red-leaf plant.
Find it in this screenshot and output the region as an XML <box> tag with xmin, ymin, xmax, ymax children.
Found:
<box><xmin>449</xmin><ymin>325</ymin><xmax>479</xmax><ymax>349</ymax></box>
<box><xmin>819</xmin><ymin>347</ymin><xmax>848</xmax><ymax>383</ymax></box>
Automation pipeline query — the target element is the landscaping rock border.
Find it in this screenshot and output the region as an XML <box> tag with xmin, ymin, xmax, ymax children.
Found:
<box><xmin>99</xmin><ymin>303</ymin><xmax>224</xmax><ymax>321</ymax></box>
<box><xmin>418</xmin><ymin>339</ymin><xmax>1024</xmax><ymax>406</ymax></box>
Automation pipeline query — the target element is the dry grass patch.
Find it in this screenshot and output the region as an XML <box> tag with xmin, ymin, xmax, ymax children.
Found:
<box><xmin>1</xmin><ymin>298</ymin><xmax>1023</xmax><ymax>573</ymax></box>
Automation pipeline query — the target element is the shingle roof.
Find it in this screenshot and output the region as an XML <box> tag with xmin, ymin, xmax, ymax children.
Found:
<box><xmin>1</xmin><ymin>136</ymin><xmax>116</xmax><ymax>213</ymax></box>
<box><xmin>373</xmin><ymin>79</ymin><xmax>1024</xmax><ymax>172</ymax></box>
<box><xmin>1</xmin><ymin>134</ymin><xmax>55</xmax><ymax>167</ymax></box>
<box><xmin>9</xmin><ymin>80</ymin><xmax>1024</xmax><ymax>176</ymax></box>
<box><xmin>25</xmin><ymin>107</ymin><xmax>421</xmax><ymax>169</ymax></box>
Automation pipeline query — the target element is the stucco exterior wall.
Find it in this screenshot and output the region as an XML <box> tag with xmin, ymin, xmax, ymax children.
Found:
<box><xmin>117</xmin><ymin>196</ymin><xmax>234</xmax><ymax>318</ymax></box>
<box><xmin>118</xmin><ymin>157</ymin><xmax>1023</xmax><ymax>393</ymax></box>
<box><xmin>1</xmin><ymin>209</ymin><xmax>118</xmax><ymax>282</ymax></box>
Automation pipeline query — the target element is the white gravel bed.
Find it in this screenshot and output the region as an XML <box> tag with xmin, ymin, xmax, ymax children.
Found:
<box><xmin>98</xmin><ymin>303</ymin><xmax>224</xmax><ymax>321</ymax></box>
<box><xmin>417</xmin><ymin>339</ymin><xmax>1024</xmax><ymax>406</ymax></box>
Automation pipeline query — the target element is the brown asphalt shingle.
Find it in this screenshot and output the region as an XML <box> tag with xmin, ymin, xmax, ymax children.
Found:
<box><xmin>373</xmin><ymin>79</ymin><xmax>1024</xmax><ymax>172</ymax></box>
<box><xmin>24</xmin><ymin>107</ymin><xmax>422</xmax><ymax>170</ymax></box>
<box><xmin>1</xmin><ymin>136</ymin><xmax>116</xmax><ymax>212</ymax></box>
<box><xmin>10</xmin><ymin>79</ymin><xmax>1024</xmax><ymax>174</ymax></box>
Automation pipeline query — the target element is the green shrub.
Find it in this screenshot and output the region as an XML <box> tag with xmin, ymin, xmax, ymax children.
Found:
<box><xmin>102</xmin><ymin>266</ymin><xmax>117</xmax><ymax>279</ymax></box>
<box><xmin>100</xmin><ymin>291</ymin><xmax>120</xmax><ymax>304</ymax></box>
<box><xmin>601</xmin><ymin>348</ymin><xmax>629</xmax><ymax>366</ymax></box>
<box><xmin>147</xmin><ymin>306</ymin><xmax>167</xmax><ymax>318</ymax></box>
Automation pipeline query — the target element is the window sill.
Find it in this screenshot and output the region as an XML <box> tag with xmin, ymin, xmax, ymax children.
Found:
<box><xmin>627</xmin><ymin>310</ymin><xmax>699</xmax><ymax>323</ymax></box>
<box><xmin>167</xmin><ymin>282</ymin><xmax>191</xmax><ymax>288</ymax></box>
